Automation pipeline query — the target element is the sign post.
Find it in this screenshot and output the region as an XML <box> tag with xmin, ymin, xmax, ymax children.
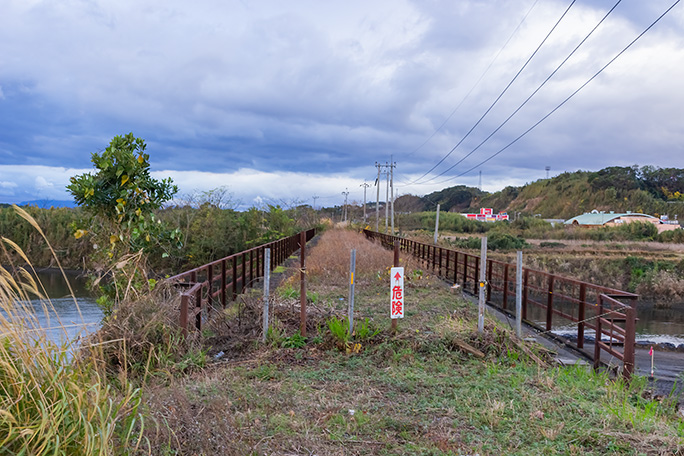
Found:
<box><xmin>391</xmin><ymin>267</ymin><xmax>405</xmax><ymax>329</ymax></box>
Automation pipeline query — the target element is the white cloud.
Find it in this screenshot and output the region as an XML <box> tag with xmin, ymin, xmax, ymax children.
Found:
<box><xmin>35</xmin><ymin>176</ymin><xmax>54</xmax><ymax>189</ymax></box>
<box><xmin>0</xmin><ymin>166</ymin><xmax>86</xmax><ymax>203</ymax></box>
<box><xmin>0</xmin><ymin>1</ymin><xmax>683</xmax><ymax>190</ymax></box>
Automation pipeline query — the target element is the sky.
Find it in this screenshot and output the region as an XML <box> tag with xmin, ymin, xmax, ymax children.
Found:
<box><xmin>1</xmin><ymin>0</ymin><xmax>683</xmax><ymax>209</ymax></box>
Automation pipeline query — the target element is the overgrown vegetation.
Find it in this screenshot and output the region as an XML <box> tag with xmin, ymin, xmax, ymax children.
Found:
<box><xmin>4</xmin><ymin>221</ymin><xmax>684</xmax><ymax>454</ymax></box>
<box><xmin>133</xmin><ymin>229</ymin><xmax>684</xmax><ymax>454</ymax></box>
<box><xmin>0</xmin><ymin>212</ymin><xmax>143</xmax><ymax>455</ymax></box>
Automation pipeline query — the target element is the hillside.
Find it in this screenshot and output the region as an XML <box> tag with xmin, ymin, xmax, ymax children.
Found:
<box><xmin>419</xmin><ymin>166</ymin><xmax>684</xmax><ymax>220</ymax></box>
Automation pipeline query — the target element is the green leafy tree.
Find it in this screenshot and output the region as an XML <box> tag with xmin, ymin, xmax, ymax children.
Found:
<box><xmin>67</xmin><ymin>133</ymin><xmax>181</xmax><ymax>309</ymax></box>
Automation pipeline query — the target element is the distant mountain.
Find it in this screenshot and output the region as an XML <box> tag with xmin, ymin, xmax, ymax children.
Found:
<box><xmin>419</xmin><ymin>166</ymin><xmax>684</xmax><ymax>220</ymax></box>
<box><xmin>16</xmin><ymin>200</ymin><xmax>77</xmax><ymax>209</ymax></box>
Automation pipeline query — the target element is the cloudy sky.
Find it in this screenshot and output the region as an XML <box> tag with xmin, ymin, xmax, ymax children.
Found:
<box><xmin>1</xmin><ymin>0</ymin><xmax>683</xmax><ymax>209</ymax></box>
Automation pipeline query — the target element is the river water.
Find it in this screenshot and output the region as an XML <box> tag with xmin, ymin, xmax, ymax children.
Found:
<box><xmin>12</xmin><ymin>270</ymin><xmax>103</xmax><ymax>345</ymax></box>
<box><xmin>527</xmin><ymin>299</ymin><xmax>684</xmax><ymax>346</ymax></box>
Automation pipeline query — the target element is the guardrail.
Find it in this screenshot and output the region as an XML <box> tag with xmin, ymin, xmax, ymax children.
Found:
<box><xmin>364</xmin><ymin>229</ymin><xmax>638</xmax><ymax>378</ymax></box>
<box><xmin>168</xmin><ymin>228</ymin><xmax>316</xmax><ymax>334</ymax></box>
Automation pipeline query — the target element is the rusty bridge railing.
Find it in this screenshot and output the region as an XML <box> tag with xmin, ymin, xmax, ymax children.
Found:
<box><xmin>364</xmin><ymin>229</ymin><xmax>638</xmax><ymax>378</ymax></box>
<box><xmin>168</xmin><ymin>228</ymin><xmax>316</xmax><ymax>334</ymax></box>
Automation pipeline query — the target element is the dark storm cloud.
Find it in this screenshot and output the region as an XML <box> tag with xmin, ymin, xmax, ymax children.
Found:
<box><xmin>0</xmin><ymin>0</ymin><xmax>682</xmax><ymax>204</ymax></box>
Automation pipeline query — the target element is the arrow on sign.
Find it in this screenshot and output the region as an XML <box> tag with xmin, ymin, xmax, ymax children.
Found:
<box><xmin>393</xmin><ymin>272</ymin><xmax>402</xmax><ymax>281</ymax></box>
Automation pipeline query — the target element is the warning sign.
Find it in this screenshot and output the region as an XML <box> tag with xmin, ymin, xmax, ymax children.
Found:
<box><xmin>390</xmin><ymin>267</ymin><xmax>404</xmax><ymax>319</ymax></box>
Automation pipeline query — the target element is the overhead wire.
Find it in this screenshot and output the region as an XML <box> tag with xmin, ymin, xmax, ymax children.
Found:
<box><xmin>402</xmin><ymin>0</ymin><xmax>541</xmax><ymax>160</ymax></box>
<box><xmin>408</xmin><ymin>0</ymin><xmax>578</xmax><ymax>185</ymax></box>
<box><xmin>420</xmin><ymin>0</ymin><xmax>624</xmax><ymax>183</ymax></box>
<box><xmin>432</xmin><ymin>0</ymin><xmax>682</xmax><ymax>185</ymax></box>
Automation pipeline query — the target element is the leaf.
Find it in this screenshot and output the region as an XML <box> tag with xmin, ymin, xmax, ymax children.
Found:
<box><xmin>74</xmin><ymin>229</ymin><xmax>88</xmax><ymax>239</ymax></box>
<box><xmin>137</xmin><ymin>154</ymin><xmax>144</xmax><ymax>164</ymax></box>
<box><xmin>121</xmin><ymin>174</ymin><xmax>129</xmax><ymax>185</ymax></box>
<box><xmin>110</xmin><ymin>235</ymin><xmax>118</xmax><ymax>245</ymax></box>
<box><xmin>162</xmin><ymin>253</ymin><xmax>169</xmax><ymax>258</ymax></box>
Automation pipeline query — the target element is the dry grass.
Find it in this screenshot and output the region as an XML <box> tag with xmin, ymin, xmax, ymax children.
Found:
<box><xmin>0</xmin><ymin>208</ymin><xmax>143</xmax><ymax>455</ymax></box>
<box><xmin>306</xmin><ymin>229</ymin><xmax>395</xmax><ymax>284</ymax></box>
<box><xmin>128</xmin><ymin>227</ymin><xmax>684</xmax><ymax>455</ymax></box>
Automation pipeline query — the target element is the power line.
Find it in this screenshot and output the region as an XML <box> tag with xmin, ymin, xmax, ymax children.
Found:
<box><xmin>403</xmin><ymin>0</ymin><xmax>541</xmax><ymax>159</ymax></box>
<box><xmin>420</xmin><ymin>0</ymin><xmax>624</xmax><ymax>184</ymax></box>
<box><xmin>433</xmin><ymin>0</ymin><xmax>682</xmax><ymax>185</ymax></box>
<box><xmin>408</xmin><ymin>0</ymin><xmax>578</xmax><ymax>185</ymax></box>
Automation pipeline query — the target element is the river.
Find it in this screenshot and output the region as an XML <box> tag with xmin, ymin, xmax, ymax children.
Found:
<box><xmin>526</xmin><ymin>299</ymin><xmax>684</xmax><ymax>346</ymax></box>
<box><xmin>18</xmin><ymin>269</ymin><xmax>103</xmax><ymax>345</ymax></box>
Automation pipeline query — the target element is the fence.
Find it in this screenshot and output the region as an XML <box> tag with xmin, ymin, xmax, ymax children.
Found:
<box><xmin>167</xmin><ymin>229</ymin><xmax>316</xmax><ymax>334</ymax></box>
<box><xmin>364</xmin><ymin>229</ymin><xmax>638</xmax><ymax>378</ymax></box>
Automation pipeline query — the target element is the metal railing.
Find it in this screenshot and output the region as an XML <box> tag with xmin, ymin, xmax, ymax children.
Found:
<box><xmin>364</xmin><ymin>229</ymin><xmax>638</xmax><ymax>378</ymax></box>
<box><xmin>167</xmin><ymin>228</ymin><xmax>316</xmax><ymax>334</ymax></box>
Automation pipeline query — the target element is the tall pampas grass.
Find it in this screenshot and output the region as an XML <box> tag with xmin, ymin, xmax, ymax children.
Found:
<box><xmin>0</xmin><ymin>205</ymin><xmax>143</xmax><ymax>455</ymax></box>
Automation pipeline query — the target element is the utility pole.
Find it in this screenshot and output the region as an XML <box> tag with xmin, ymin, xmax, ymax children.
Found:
<box><xmin>385</xmin><ymin>162</ymin><xmax>389</xmax><ymax>234</ymax></box>
<box><xmin>360</xmin><ymin>182</ymin><xmax>370</xmax><ymax>223</ymax></box>
<box><xmin>342</xmin><ymin>189</ymin><xmax>349</xmax><ymax>222</ymax></box>
<box><xmin>375</xmin><ymin>162</ymin><xmax>382</xmax><ymax>232</ymax></box>
<box><xmin>389</xmin><ymin>158</ymin><xmax>396</xmax><ymax>235</ymax></box>
<box><xmin>312</xmin><ymin>195</ymin><xmax>319</xmax><ymax>211</ymax></box>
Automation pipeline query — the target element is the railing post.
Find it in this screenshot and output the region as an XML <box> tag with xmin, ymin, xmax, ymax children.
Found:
<box><xmin>445</xmin><ymin>250</ymin><xmax>451</xmax><ymax>280</ymax></box>
<box><xmin>593</xmin><ymin>295</ymin><xmax>603</xmax><ymax>371</ymax></box>
<box><xmin>241</xmin><ymin>252</ymin><xmax>246</xmax><ymax>294</ymax></box>
<box><xmin>502</xmin><ymin>264</ymin><xmax>509</xmax><ymax>310</ymax></box>
<box><xmin>486</xmin><ymin>260</ymin><xmax>492</xmax><ymax>303</ymax></box>
<box><xmin>180</xmin><ymin>294</ymin><xmax>189</xmax><ymax>335</ymax></box>
<box><xmin>623</xmin><ymin>299</ymin><xmax>636</xmax><ymax>380</ymax></box>
<box><xmin>438</xmin><ymin>247</ymin><xmax>443</xmax><ymax>277</ymax></box>
<box><xmin>232</xmin><ymin>256</ymin><xmax>238</xmax><ymax>300</ymax></box>
<box><xmin>546</xmin><ymin>275</ymin><xmax>554</xmax><ymax>332</ymax></box>
<box><xmin>249</xmin><ymin>249</ymin><xmax>254</xmax><ymax>290</ymax></box>
<box><xmin>453</xmin><ymin>251</ymin><xmax>459</xmax><ymax>285</ymax></box>
<box><xmin>578</xmin><ymin>283</ymin><xmax>586</xmax><ymax>349</ymax></box>
<box><xmin>221</xmin><ymin>259</ymin><xmax>227</xmax><ymax>308</ymax></box>
<box><xmin>195</xmin><ymin>284</ymin><xmax>202</xmax><ymax>330</ymax></box>
<box><xmin>522</xmin><ymin>269</ymin><xmax>529</xmax><ymax>321</ymax></box>
<box><xmin>462</xmin><ymin>254</ymin><xmax>468</xmax><ymax>289</ymax></box>
<box><xmin>207</xmin><ymin>264</ymin><xmax>214</xmax><ymax>313</ymax></box>
<box><xmin>474</xmin><ymin>253</ymin><xmax>480</xmax><ymax>295</ymax></box>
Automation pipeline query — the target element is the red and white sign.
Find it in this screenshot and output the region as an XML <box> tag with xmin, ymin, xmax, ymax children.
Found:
<box><xmin>390</xmin><ymin>267</ymin><xmax>404</xmax><ymax>319</ymax></box>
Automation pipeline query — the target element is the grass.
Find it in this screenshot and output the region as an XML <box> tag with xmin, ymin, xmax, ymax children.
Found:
<box><xmin>4</xmin><ymin>220</ymin><xmax>682</xmax><ymax>454</ymax></box>
<box><xmin>0</xmin><ymin>207</ymin><xmax>144</xmax><ymax>455</ymax></box>
<box><xmin>134</xmin><ymin>229</ymin><xmax>684</xmax><ymax>455</ymax></box>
